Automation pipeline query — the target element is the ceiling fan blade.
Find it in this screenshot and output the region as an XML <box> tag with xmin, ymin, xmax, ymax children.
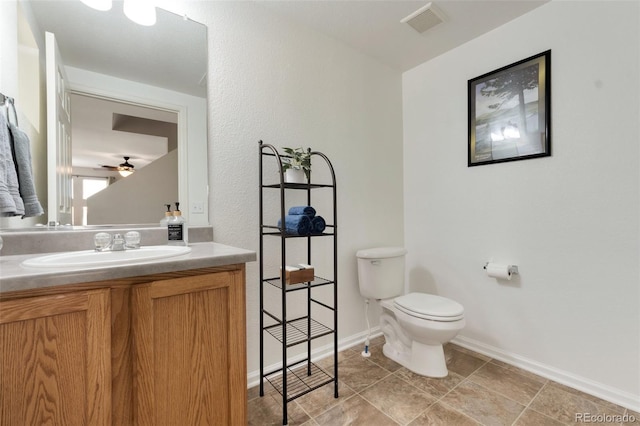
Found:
<box><xmin>99</xmin><ymin>164</ymin><xmax>118</xmax><ymax>171</ymax></box>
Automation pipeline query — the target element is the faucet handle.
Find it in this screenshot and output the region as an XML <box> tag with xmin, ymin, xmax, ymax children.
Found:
<box><xmin>125</xmin><ymin>231</ymin><xmax>141</xmax><ymax>249</ymax></box>
<box><xmin>94</xmin><ymin>232</ymin><xmax>112</xmax><ymax>251</ymax></box>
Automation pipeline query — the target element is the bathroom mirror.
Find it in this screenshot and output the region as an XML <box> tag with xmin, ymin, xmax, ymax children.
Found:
<box><xmin>6</xmin><ymin>0</ymin><xmax>209</xmax><ymax>228</ymax></box>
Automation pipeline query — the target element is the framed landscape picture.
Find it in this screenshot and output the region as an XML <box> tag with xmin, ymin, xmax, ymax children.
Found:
<box><xmin>468</xmin><ymin>50</ymin><xmax>551</xmax><ymax>166</ymax></box>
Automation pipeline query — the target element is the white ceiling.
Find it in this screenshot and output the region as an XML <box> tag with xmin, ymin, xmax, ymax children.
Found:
<box><xmin>256</xmin><ymin>0</ymin><xmax>549</xmax><ymax>72</ymax></box>
<box><xmin>70</xmin><ymin>94</ymin><xmax>176</xmax><ymax>171</ymax></box>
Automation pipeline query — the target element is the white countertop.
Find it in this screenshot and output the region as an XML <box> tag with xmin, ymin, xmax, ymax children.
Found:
<box><xmin>0</xmin><ymin>242</ymin><xmax>256</xmax><ymax>294</ymax></box>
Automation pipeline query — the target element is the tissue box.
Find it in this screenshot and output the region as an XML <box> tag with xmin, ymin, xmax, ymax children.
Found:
<box><xmin>281</xmin><ymin>264</ymin><xmax>314</xmax><ymax>284</ymax></box>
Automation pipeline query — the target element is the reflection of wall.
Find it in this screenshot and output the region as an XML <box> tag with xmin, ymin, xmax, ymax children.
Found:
<box><xmin>87</xmin><ymin>150</ymin><xmax>177</xmax><ymax>224</ymax></box>
<box><xmin>0</xmin><ymin>1</ymin><xmax>48</xmax><ymax>228</ymax></box>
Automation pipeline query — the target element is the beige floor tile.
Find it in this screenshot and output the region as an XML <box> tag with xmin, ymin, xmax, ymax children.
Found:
<box><xmin>248</xmin><ymin>380</ymin><xmax>279</xmax><ymax>400</ymax></box>
<box><xmin>444</xmin><ymin>346</ymin><xmax>488</xmax><ymax>377</ymax></box>
<box><xmin>549</xmin><ymin>382</ymin><xmax>626</xmax><ymax>414</ymax></box>
<box><xmin>625</xmin><ymin>409</ymin><xmax>640</xmax><ymax>424</ymax></box>
<box><xmin>529</xmin><ymin>382</ymin><xmax>624</xmax><ymax>424</ymax></box>
<box><xmin>335</xmin><ymin>353</ymin><xmax>391</xmax><ymax>393</ymax></box>
<box><xmin>468</xmin><ymin>362</ymin><xmax>546</xmax><ymax>405</ymax></box>
<box><xmin>360</xmin><ymin>374</ymin><xmax>437</xmax><ymax>424</ymax></box>
<box><xmin>396</xmin><ymin>367</ymin><xmax>465</xmax><ymax>399</ymax></box>
<box><xmin>365</xmin><ymin>344</ymin><xmax>404</xmax><ymax>372</ymax></box>
<box><xmin>441</xmin><ymin>380</ymin><xmax>525</xmax><ymax>425</ymax></box>
<box><xmin>313</xmin><ymin>395</ymin><xmax>398</xmax><ymax>426</ymax></box>
<box><xmin>315</xmin><ymin>350</ymin><xmax>356</xmax><ymax>371</ymax></box>
<box><xmin>514</xmin><ymin>408</ymin><xmax>567</xmax><ymax>426</ymax></box>
<box><xmin>247</xmin><ymin>392</ymin><xmax>311</xmax><ymax>426</ymax></box>
<box><xmin>250</xmin><ymin>345</ymin><xmax>632</xmax><ymax>426</ymax></box>
<box><xmin>408</xmin><ymin>402</ymin><xmax>481</xmax><ymax>426</ymax></box>
<box><xmin>294</xmin><ymin>380</ymin><xmax>356</xmax><ymax>418</ymax></box>
<box><xmin>369</xmin><ymin>335</ymin><xmax>386</xmax><ymax>347</ymax></box>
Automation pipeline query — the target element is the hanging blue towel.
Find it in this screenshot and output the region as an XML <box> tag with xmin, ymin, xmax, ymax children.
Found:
<box><xmin>288</xmin><ymin>206</ymin><xmax>316</xmax><ymax>217</ymax></box>
<box><xmin>311</xmin><ymin>216</ymin><xmax>326</xmax><ymax>234</ymax></box>
<box><xmin>277</xmin><ymin>214</ymin><xmax>311</xmax><ymax>235</ymax></box>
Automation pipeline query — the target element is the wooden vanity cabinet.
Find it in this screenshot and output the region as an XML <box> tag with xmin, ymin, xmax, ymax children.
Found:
<box><xmin>0</xmin><ymin>289</ymin><xmax>112</xmax><ymax>425</ymax></box>
<box><xmin>0</xmin><ymin>265</ymin><xmax>247</xmax><ymax>426</ymax></box>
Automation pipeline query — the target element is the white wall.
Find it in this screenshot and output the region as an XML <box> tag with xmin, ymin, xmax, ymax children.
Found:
<box><xmin>403</xmin><ymin>0</ymin><xmax>639</xmax><ymax>409</ymax></box>
<box><xmin>166</xmin><ymin>1</ymin><xmax>405</xmax><ymax>375</ymax></box>
<box><xmin>0</xmin><ymin>0</ymin><xmax>47</xmax><ymax>229</ymax></box>
<box><xmin>87</xmin><ymin>150</ymin><xmax>178</xmax><ymax>225</ymax></box>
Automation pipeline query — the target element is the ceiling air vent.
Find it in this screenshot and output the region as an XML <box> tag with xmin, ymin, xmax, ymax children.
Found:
<box><xmin>401</xmin><ymin>2</ymin><xmax>445</xmax><ymax>34</ymax></box>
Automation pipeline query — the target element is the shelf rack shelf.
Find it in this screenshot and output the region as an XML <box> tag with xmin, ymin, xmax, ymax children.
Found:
<box><xmin>258</xmin><ymin>141</ymin><xmax>338</xmax><ymax>425</ymax></box>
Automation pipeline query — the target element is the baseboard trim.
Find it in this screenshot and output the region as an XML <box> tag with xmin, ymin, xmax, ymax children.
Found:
<box><xmin>247</xmin><ymin>327</ymin><xmax>382</xmax><ymax>389</ymax></box>
<box><xmin>452</xmin><ymin>335</ymin><xmax>640</xmax><ymax>412</ymax></box>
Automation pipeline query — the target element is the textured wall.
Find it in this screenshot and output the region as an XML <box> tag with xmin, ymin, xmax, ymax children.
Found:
<box><xmin>403</xmin><ymin>0</ymin><xmax>639</xmax><ymax>408</ymax></box>
<box><xmin>166</xmin><ymin>1</ymin><xmax>406</xmax><ymax>374</ymax></box>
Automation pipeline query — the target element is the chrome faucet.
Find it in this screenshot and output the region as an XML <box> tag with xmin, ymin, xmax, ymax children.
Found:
<box><xmin>94</xmin><ymin>231</ymin><xmax>141</xmax><ymax>251</ymax></box>
<box><xmin>111</xmin><ymin>234</ymin><xmax>125</xmax><ymax>251</ymax></box>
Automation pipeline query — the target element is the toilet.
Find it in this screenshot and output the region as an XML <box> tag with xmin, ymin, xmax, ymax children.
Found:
<box><xmin>356</xmin><ymin>247</ymin><xmax>465</xmax><ymax>378</ymax></box>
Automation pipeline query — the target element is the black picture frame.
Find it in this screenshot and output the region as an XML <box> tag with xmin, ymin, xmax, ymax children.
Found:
<box><xmin>468</xmin><ymin>50</ymin><xmax>551</xmax><ymax>167</ymax></box>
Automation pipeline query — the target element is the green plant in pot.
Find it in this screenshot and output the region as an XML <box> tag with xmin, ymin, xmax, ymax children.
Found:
<box><xmin>281</xmin><ymin>147</ymin><xmax>311</xmax><ymax>183</ymax></box>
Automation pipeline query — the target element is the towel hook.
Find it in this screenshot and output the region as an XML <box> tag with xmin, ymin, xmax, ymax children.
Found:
<box><xmin>0</xmin><ymin>93</ymin><xmax>19</xmax><ymax>127</ymax></box>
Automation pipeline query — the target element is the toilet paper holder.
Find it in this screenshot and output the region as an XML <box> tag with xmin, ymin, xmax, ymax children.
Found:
<box><xmin>483</xmin><ymin>262</ymin><xmax>519</xmax><ymax>275</ymax></box>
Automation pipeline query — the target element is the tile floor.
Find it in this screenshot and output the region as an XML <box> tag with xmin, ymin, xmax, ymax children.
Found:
<box><xmin>248</xmin><ymin>336</ymin><xmax>639</xmax><ymax>425</ymax></box>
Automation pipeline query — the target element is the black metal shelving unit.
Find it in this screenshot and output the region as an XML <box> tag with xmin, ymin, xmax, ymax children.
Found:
<box><xmin>258</xmin><ymin>141</ymin><xmax>338</xmax><ymax>425</ymax></box>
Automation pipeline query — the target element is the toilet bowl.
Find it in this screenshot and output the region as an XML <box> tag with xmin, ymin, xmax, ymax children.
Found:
<box><xmin>356</xmin><ymin>247</ymin><xmax>465</xmax><ymax>378</ymax></box>
<box><xmin>380</xmin><ymin>293</ymin><xmax>465</xmax><ymax>377</ymax></box>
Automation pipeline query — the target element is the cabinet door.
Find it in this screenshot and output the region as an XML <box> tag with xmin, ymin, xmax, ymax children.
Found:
<box><xmin>0</xmin><ymin>289</ymin><xmax>111</xmax><ymax>425</ymax></box>
<box><xmin>132</xmin><ymin>269</ymin><xmax>247</xmax><ymax>425</ymax></box>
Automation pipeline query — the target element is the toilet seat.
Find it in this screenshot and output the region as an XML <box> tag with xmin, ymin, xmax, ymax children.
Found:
<box><xmin>394</xmin><ymin>293</ymin><xmax>464</xmax><ymax>322</ymax></box>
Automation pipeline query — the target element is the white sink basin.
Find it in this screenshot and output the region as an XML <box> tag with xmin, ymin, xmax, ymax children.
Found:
<box><xmin>21</xmin><ymin>245</ymin><xmax>192</xmax><ymax>268</ymax></box>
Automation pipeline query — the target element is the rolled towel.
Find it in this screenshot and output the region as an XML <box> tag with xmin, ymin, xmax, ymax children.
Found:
<box><xmin>288</xmin><ymin>206</ymin><xmax>316</xmax><ymax>217</ymax></box>
<box><xmin>277</xmin><ymin>214</ymin><xmax>311</xmax><ymax>236</ymax></box>
<box><xmin>311</xmin><ymin>216</ymin><xmax>326</xmax><ymax>234</ymax></box>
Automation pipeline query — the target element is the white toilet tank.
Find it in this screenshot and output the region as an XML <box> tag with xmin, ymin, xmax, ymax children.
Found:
<box><xmin>356</xmin><ymin>247</ymin><xmax>407</xmax><ymax>300</ymax></box>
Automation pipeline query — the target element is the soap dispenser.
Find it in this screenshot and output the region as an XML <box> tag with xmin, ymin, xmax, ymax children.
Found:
<box><xmin>160</xmin><ymin>204</ymin><xmax>172</xmax><ymax>227</ymax></box>
<box><xmin>167</xmin><ymin>202</ymin><xmax>188</xmax><ymax>246</ymax></box>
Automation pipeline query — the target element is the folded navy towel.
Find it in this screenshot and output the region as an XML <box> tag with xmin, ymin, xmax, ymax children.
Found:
<box><xmin>277</xmin><ymin>214</ymin><xmax>311</xmax><ymax>236</ymax></box>
<box><xmin>311</xmin><ymin>216</ymin><xmax>326</xmax><ymax>234</ymax></box>
<box><xmin>288</xmin><ymin>206</ymin><xmax>316</xmax><ymax>217</ymax></box>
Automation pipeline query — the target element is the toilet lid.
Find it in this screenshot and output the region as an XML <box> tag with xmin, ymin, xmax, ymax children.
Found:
<box><xmin>394</xmin><ymin>293</ymin><xmax>464</xmax><ymax>320</ymax></box>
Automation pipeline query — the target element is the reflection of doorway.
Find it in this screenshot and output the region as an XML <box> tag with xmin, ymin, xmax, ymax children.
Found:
<box><xmin>71</xmin><ymin>176</ymin><xmax>109</xmax><ymax>225</ymax></box>
<box><xmin>70</xmin><ymin>93</ymin><xmax>178</xmax><ymax>225</ymax></box>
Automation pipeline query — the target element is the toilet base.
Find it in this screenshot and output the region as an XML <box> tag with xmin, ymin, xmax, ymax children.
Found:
<box><xmin>383</xmin><ymin>341</ymin><xmax>448</xmax><ymax>378</ymax></box>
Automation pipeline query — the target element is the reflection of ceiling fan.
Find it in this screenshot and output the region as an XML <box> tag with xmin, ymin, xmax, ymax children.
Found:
<box><xmin>100</xmin><ymin>156</ymin><xmax>135</xmax><ymax>177</ymax></box>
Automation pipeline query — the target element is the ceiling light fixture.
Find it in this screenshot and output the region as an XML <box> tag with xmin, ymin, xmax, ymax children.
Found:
<box><xmin>80</xmin><ymin>0</ymin><xmax>112</xmax><ymax>11</ymax></box>
<box><xmin>123</xmin><ymin>0</ymin><xmax>157</xmax><ymax>26</ymax></box>
<box><xmin>118</xmin><ymin>157</ymin><xmax>135</xmax><ymax>177</ymax></box>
